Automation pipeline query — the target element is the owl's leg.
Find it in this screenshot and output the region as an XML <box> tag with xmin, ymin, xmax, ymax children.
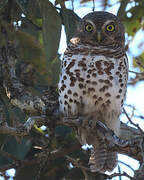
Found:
<box><xmin>62</xmin><ymin>116</ymin><xmax>83</xmax><ymax>127</ymax></box>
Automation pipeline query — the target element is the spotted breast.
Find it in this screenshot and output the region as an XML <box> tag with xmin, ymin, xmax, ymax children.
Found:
<box><xmin>59</xmin><ymin>38</ymin><xmax>128</xmax><ymax>133</ymax></box>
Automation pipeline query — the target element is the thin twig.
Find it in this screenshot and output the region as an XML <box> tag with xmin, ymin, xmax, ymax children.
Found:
<box><xmin>92</xmin><ymin>0</ymin><xmax>95</xmax><ymax>12</ymax></box>
<box><xmin>118</xmin><ymin>165</ymin><xmax>122</xmax><ymax>180</ymax></box>
<box><xmin>129</xmin><ymin>70</ymin><xmax>144</xmax><ymax>75</ymax></box>
<box><xmin>65</xmin><ymin>155</ymin><xmax>91</xmax><ymax>180</ymax></box>
<box><xmin>118</xmin><ymin>160</ymin><xmax>135</xmax><ymax>172</ymax></box>
<box><xmin>65</xmin><ymin>155</ymin><xmax>90</xmax><ymax>172</ymax></box>
<box><xmin>123</xmin><ymin>108</ymin><xmax>144</xmax><ymax>134</ymax></box>
<box><xmin>130</xmin><ymin>106</ymin><xmax>135</xmax><ymax>119</ymax></box>
<box><xmin>20</xmin><ymin>17</ymin><xmax>42</xmax><ymax>30</ymax></box>
<box><xmin>123</xmin><ymin>108</ymin><xmax>144</xmax><ymax>176</ymax></box>
<box><xmin>71</xmin><ymin>0</ymin><xmax>74</xmax><ymax>11</ymax></box>
<box><xmin>108</xmin><ymin>172</ymin><xmax>132</xmax><ymax>179</ymax></box>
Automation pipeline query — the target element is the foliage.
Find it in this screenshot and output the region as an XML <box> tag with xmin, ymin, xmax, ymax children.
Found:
<box><xmin>0</xmin><ymin>0</ymin><xmax>143</xmax><ymax>180</ymax></box>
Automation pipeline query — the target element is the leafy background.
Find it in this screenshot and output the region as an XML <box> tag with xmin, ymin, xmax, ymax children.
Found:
<box><xmin>0</xmin><ymin>0</ymin><xmax>144</xmax><ymax>179</ymax></box>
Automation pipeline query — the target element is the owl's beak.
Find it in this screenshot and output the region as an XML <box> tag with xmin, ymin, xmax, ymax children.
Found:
<box><xmin>97</xmin><ymin>31</ymin><xmax>101</xmax><ymax>43</ymax></box>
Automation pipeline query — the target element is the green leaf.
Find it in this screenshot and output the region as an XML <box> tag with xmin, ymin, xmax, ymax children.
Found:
<box><xmin>0</xmin><ymin>31</ymin><xmax>7</xmax><ymax>48</ymax></box>
<box><xmin>16</xmin><ymin>0</ymin><xmax>41</xmax><ymax>19</ymax></box>
<box><xmin>0</xmin><ymin>137</ymin><xmax>32</xmax><ymax>166</ymax></box>
<box><xmin>11</xmin><ymin>1</ymin><xmax>23</xmax><ymax>21</ymax></box>
<box><xmin>124</xmin><ymin>18</ymin><xmax>141</xmax><ymax>36</ymax></box>
<box><xmin>15</xmin><ymin>30</ymin><xmax>46</xmax><ymax>72</ymax></box>
<box><xmin>0</xmin><ymin>135</ymin><xmax>7</xmax><ymax>148</ymax></box>
<box><xmin>15</xmin><ymin>164</ymin><xmax>40</xmax><ymax>180</ymax></box>
<box><xmin>124</xmin><ymin>5</ymin><xmax>144</xmax><ymax>36</ymax></box>
<box><xmin>39</xmin><ymin>0</ymin><xmax>62</xmax><ymax>63</ymax></box>
<box><xmin>0</xmin><ymin>0</ymin><xmax>8</xmax><ymax>11</ymax></box>
<box><xmin>26</xmin><ymin>0</ymin><xmax>41</xmax><ymax>19</ymax></box>
<box><xmin>46</xmin><ymin>56</ymin><xmax>61</xmax><ymax>85</ymax></box>
<box><xmin>133</xmin><ymin>53</ymin><xmax>144</xmax><ymax>72</ymax></box>
<box><xmin>0</xmin><ymin>20</ymin><xmax>15</xmax><ymax>47</ymax></box>
<box><xmin>60</xmin><ymin>9</ymin><xmax>81</xmax><ymax>43</ymax></box>
<box><xmin>16</xmin><ymin>0</ymin><xmax>41</xmax><ymax>21</ymax></box>
<box><xmin>55</xmin><ymin>125</ymin><xmax>72</xmax><ymax>137</ymax></box>
<box><xmin>20</xmin><ymin>17</ymin><xmax>40</xmax><ymax>38</ymax></box>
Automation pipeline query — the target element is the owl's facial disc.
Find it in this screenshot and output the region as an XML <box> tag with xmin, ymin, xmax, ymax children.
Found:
<box><xmin>75</xmin><ymin>11</ymin><xmax>125</xmax><ymax>47</ymax></box>
<box><xmin>81</xmin><ymin>19</ymin><xmax>117</xmax><ymax>45</ymax></box>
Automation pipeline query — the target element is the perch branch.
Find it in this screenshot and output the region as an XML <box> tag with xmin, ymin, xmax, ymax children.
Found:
<box><xmin>0</xmin><ymin>106</ymin><xmax>46</xmax><ymax>136</ymax></box>
<box><xmin>62</xmin><ymin>116</ymin><xmax>143</xmax><ymax>162</ymax></box>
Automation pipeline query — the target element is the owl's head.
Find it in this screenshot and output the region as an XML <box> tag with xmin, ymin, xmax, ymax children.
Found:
<box><xmin>74</xmin><ymin>11</ymin><xmax>125</xmax><ymax>47</ymax></box>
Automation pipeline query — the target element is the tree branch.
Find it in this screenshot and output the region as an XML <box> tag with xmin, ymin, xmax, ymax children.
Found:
<box><xmin>108</xmin><ymin>172</ymin><xmax>132</xmax><ymax>180</ymax></box>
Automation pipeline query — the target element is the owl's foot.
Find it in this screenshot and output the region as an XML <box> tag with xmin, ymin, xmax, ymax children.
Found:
<box><xmin>95</xmin><ymin>120</ymin><xmax>139</xmax><ymax>147</ymax></box>
<box><xmin>63</xmin><ymin>116</ymin><xmax>83</xmax><ymax>127</ymax></box>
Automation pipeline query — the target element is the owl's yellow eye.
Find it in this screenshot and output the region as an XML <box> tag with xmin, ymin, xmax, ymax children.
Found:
<box><xmin>106</xmin><ymin>24</ymin><xmax>115</xmax><ymax>32</ymax></box>
<box><xmin>85</xmin><ymin>24</ymin><xmax>93</xmax><ymax>32</ymax></box>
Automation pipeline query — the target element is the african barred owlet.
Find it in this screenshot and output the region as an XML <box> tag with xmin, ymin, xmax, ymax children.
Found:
<box><xmin>58</xmin><ymin>11</ymin><xmax>128</xmax><ymax>172</ymax></box>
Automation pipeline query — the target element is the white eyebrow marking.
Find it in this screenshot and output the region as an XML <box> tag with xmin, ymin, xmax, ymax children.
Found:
<box><xmin>102</xmin><ymin>20</ymin><xmax>115</xmax><ymax>28</ymax></box>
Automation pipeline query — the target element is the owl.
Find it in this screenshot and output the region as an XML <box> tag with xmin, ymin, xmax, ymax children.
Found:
<box><xmin>58</xmin><ymin>11</ymin><xmax>128</xmax><ymax>172</ymax></box>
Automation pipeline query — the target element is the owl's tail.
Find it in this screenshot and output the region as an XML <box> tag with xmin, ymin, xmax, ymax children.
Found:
<box><xmin>89</xmin><ymin>141</ymin><xmax>117</xmax><ymax>173</ymax></box>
